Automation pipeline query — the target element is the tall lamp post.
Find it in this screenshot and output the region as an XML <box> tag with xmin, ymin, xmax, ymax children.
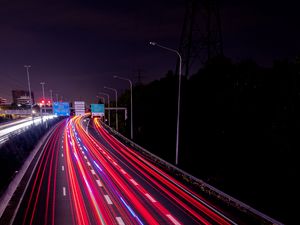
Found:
<box><xmin>49</xmin><ymin>89</ymin><xmax>53</xmax><ymax>104</ymax></box>
<box><xmin>99</xmin><ymin>92</ymin><xmax>111</xmax><ymax>126</ymax></box>
<box><xmin>104</xmin><ymin>87</ymin><xmax>118</xmax><ymax>131</ymax></box>
<box><xmin>150</xmin><ymin>41</ymin><xmax>182</xmax><ymax>165</ymax></box>
<box><xmin>24</xmin><ymin>65</ymin><xmax>33</xmax><ymax>120</ymax></box>
<box><xmin>40</xmin><ymin>82</ymin><xmax>45</xmax><ymax>115</ymax></box>
<box><xmin>114</xmin><ymin>75</ymin><xmax>133</xmax><ymax>140</ymax></box>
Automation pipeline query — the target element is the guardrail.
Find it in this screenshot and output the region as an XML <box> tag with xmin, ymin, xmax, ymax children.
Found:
<box><xmin>0</xmin><ymin>127</ymin><xmax>29</xmax><ymax>145</ymax></box>
<box><xmin>0</xmin><ymin>116</ymin><xmax>55</xmax><ymax>146</ymax></box>
<box><xmin>100</xmin><ymin>121</ymin><xmax>283</xmax><ymax>225</ymax></box>
<box><xmin>0</xmin><ymin>110</ymin><xmax>32</xmax><ymax>115</ymax></box>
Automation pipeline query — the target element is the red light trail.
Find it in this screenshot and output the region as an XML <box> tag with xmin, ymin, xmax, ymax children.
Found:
<box><xmin>6</xmin><ymin>116</ymin><xmax>236</xmax><ymax>225</ymax></box>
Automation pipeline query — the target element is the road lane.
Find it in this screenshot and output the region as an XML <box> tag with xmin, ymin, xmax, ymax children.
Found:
<box><xmin>1</xmin><ymin>115</ymin><xmax>240</xmax><ymax>225</ymax></box>
<box><xmin>71</xmin><ymin>116</ymin><xmax>237</xmax><ymax>225</ymax></box>
<box><xmin>9</xmin><ymin>119</ymin><xmax>72</xmax><ymax>225</ymax></box>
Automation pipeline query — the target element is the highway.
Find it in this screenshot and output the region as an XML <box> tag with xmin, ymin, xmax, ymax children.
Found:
<box><xmin>1</xmin><ymin>116</ymin><xmax>238</xmax><ymax>225</ymax></box>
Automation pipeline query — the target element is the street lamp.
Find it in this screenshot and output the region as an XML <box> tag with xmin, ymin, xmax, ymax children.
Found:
<box><xmin>149</xmin><ymin>41</ymin><xmax>182</xmax><ymax>165</ymax></box>
<box><xmin>104</xmin><ymin>86</ymin><xmax>118</xmax><ymax>131</ymax></box>
<box><xmin>24</xmin><ymin>65</ymin><xmax>33</xmax><ymax>121</ymax></box>
<box><xmin>99</xmin><ymin>92</ymin><xmax>111</xmax><ymax>126</ymax></box>
<box><xmin>40</xmin><ymin>82</ymin><xmax>45</xmax><ymax>115</ymax></box>
<box><xmin>49</xmin><ymin>89</ymin><xmax>53</xmax><ymax>104</ymax></box>
<box><xmin>114</xmin><ymin>75</ymin><xmax>133</xmax><ymax>140</ymax></box>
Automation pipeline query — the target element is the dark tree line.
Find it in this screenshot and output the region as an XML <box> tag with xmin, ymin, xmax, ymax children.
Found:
<box><xmin>118</xmin><ymin>56</ymin><xmax>299</xmax><ymax>224</ymax></box>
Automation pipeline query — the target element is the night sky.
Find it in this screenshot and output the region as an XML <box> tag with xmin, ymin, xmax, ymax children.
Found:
<box><xmin>1</xmin><ymin>0</ymin><xmax>299</xmax><ymax>104</ymax></box>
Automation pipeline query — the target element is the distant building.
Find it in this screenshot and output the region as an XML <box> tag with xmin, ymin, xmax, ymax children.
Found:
<box><xmin>12</xmin><ymin>90</ymin><xmax>34</xmax><ymax>105</ymax></box>
<box><xmin>74</xmin><ymin>101</ymin><xmax>85</xmax><ymax>116</ymax></box>
<box><xmin>16</xmin><ymin>96</ymin><xmax>32</xmax><ymax>106</ymax></box>
<box><xmin>0</xmin><ymin>97</ymin><xmax>7</xmax><ymax>105</ymax></box>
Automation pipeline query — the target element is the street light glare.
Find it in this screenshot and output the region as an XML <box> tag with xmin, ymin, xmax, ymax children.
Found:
<box><xmin>149</xmin><ymin>41</ymin><xmax>157</xmax><ymax>46</ymax></box>
<box><xmin>113</xmin><ymin>75</ymin><xmax>118</xmax><ymax>78</ymax></box>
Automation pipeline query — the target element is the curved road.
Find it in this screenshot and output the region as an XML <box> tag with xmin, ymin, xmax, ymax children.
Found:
<box><xmin>1</xmin><ymin>116</ymin><xmax>238</xmax><ymax>225</ymax></box>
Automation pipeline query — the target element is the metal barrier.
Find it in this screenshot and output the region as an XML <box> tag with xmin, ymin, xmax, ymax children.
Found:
<box><xmin>100</xmin><ymin>121</ymin><xmax>283</xmax><ymax>225</ymax></box>
<box><xmin>0</xmin><ymin>110</ymin><xmax>32</xmax><ymax>115</ymax></box>
<box><xmin>0</xmin><ymin>125</ymin><xmax>32</xmax><ymax>146</ymax></box>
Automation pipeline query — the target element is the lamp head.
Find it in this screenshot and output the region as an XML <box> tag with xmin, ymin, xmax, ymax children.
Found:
<box><xmin>113</xmin><ymin>75</ymin><xmax>118</xmax><ymax>79</ymax></box>
<box><xmin>149</xmin><ymin>41</ymin><xmax>157</xmax><ymax>46</ymax></box>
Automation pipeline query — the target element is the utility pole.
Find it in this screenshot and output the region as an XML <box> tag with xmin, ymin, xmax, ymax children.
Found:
<box><xmin>114</xmin><ymin>76</ymin><xmax>134</xmax><ymax>140</ymax></box>
<box><xmin>24</xmin><ymin>65</ymin><xmax>33</xmax><ymax>122</ymax></box>
<box><xmin>98</xmin><ymin>92</ymin><xmax>111</xmax><ymax>126</ymax></box>
<box><xmin>104</xmin><ymin>87</ymin><xmax>118</xmax><ymax>131</ymax></box>
<box><xmin>49</xmin><ymin>89</ymin><xmax>53</xmax><ymax>104</ymax></box>
<box><xmin>134</xmin><ymin>69</ymin><xmax>145</xmax><ymax>85</ymax></box>
<box><xmin>178</xmin><ymin>0</ymin><xmax>223</xmax><ymax>76</ymax></box>
<box><xmin>40</xmin><ymin>82</ymin><xmax>45</xmax><ymax>115</ymax></box>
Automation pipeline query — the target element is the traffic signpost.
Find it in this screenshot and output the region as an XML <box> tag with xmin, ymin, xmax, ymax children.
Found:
<box><xmin>91</xmin><ymin>104</ymin><xmax>104</xmax><ymax>118</ymax></box>
<box><xmin>52</xmin><ymin>102</ymin><xmax>70</xmax><ymax>116</ymax></box>
<box><xmin>74</xmin><ymin>101</ymin><xmax>85</xmax><ymax>116</ymax></box>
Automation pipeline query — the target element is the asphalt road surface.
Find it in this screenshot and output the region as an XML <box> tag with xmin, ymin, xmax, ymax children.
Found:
<box><xmin>1</xmin><ymin>116</ymin><xmax>239</xmax><ymax>225</ymax></box>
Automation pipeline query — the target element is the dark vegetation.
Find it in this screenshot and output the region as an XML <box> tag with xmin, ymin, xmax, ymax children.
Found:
<box><xmin>0</xmin><ymin>117</ymin><xmax>63</xmax><ymax>195</ymax></box>
<box><xmin>117</xmin><ymin>56</ymin><xmax>299</xmax><ymax>224</ymax></box>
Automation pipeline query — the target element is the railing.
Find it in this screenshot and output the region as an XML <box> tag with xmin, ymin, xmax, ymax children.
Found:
<box><xmin>0</xmin><ymin>127</ymin><xmax>29</xmax><ymax>145</ymax></box>
<box><xmin>0</xmin><ymin>110</ymin><xmax>32</xmax><ymax>115</ymax></box>
<box><xmin>100</xmin><ymin>121</ymin><xmax>283</xmax><ymax>225</ymax></box>
<box><xmin>0</xmin><ymin>116</ymin><xmax>55</xmax><ymax>146</ymax></box>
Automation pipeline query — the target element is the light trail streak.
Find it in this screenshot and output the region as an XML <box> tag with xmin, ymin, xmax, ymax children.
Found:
<box><xmin>71</xmin><ymin>117</ymin><xmax>160</xmax><ymax>225</ymax></box>
<box><xmin>13</xmin><ymin>115</ymin><xmax>238</xmax><ymax>225</ymax></box>
<box><xmin>72</xmin><ymin>117</ymin><xmax>181</xmax><ymax>225</ymax></box>
<box><xmin>93</xmin><ymin>118</ymin><xmax>234</xmax><ymax>225</ymax></box>
<box><xmin>19</xmin><ymin>120</ymin><xmax>65</xmax><ymax>225</ymax></box>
